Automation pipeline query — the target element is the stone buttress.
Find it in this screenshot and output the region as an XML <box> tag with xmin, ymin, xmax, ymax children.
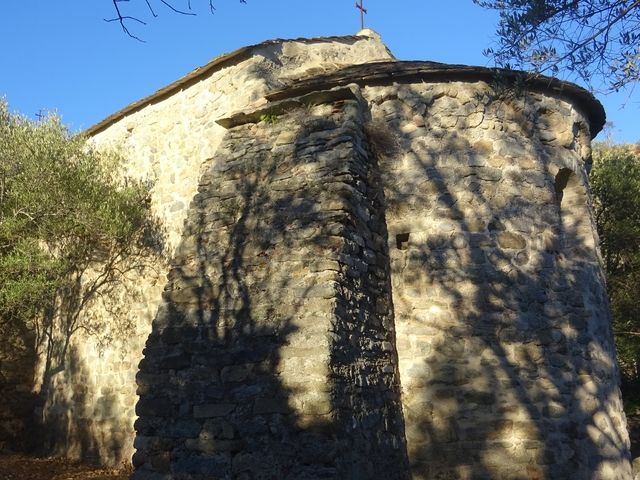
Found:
<box><xmin>133</xmin><ymin>89</ymin><xmax>410</xmax><ymax>479</ymax></box>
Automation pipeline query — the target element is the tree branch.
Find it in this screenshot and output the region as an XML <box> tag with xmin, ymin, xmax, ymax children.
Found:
<box><xmin>105</xmin><ymin>0</ymin><xmax>146</xmax><ymax>42</ymax></box>
<box><xmin>106</xmin><ymin>0</ymin><xmax>248</xmax><ymax>40</ymax></box>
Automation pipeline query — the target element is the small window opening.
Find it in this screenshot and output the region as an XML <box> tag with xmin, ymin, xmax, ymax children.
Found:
<box><xmin>553</xmin><ymin>167</ymin><xmax>595</xmax><ymax>254</ymax></box>
<box><xmin>396</xmin><ymin>233</ymin><xmax>410</xmax><ymax>250</ymax></box>
<box><xmin>554</xmin><ymin>168</ymin><xmax>573</xmax><ymax>206</ymax></box>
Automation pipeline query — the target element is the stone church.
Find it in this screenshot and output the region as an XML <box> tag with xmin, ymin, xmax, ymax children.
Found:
<box><xmin>11</xmin><ymin>30</ymin><xmax>636</xmax><ymax>479</ymax></box>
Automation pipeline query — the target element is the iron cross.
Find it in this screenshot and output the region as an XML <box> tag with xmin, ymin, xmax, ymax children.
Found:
<box><xmin>355</xmin><ymin>0</ymin><xmax>367</xmax><ymax>30</ymax></box>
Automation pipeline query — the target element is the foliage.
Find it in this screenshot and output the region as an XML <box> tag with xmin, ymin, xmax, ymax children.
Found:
<box><xmin>590</xmin><ymin>144</ymin><xmax>640</xmax><ymax>385</ymax></box>
<box><xmin>475</xmin><ymin>0</ymin><xmax>640</xmax><ymax>91</ymax></box>
<box><xmin>0</xmin><ymin>101</ymin><xmax>158</xmax><ymax>371</ymax></box>
<box><xmin>259</xmin><ymin>113</ymin><xmax>279</xmax><ymax>124</ymax></box>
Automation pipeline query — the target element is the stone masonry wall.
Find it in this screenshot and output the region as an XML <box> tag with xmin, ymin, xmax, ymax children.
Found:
<box><xmin>0</xmin><ymin>326</ymin><xmax>37</xmax><ymax>451</ymax></box>
<box><xmin>362</xmin><ymin>81</ymin><xmax>632</xmax><ymax>478</ymax></box>
<box><xmin>133</xmin><ymin>91</ymin><xmax>409</xmax><ymax>479</ymax></box>
<box><xmin>30</xmin><ymin>33</ymin><xmax>393</xmax><ymax>466</ymax></box>
<box><xmin>130</xmin><ymin>75</ymin><xmax>632</xmax><ymax>479</ymax></box>
<box><xmin>18</xmin><ymin>32</ymin><xmax>632</xmax><ymax>479</ymax></box>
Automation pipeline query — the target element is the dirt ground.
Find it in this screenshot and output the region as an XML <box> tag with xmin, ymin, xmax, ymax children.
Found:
<box><xmin>2</xmin><ymin>417</ymin><xmax>640</xmax><ymax>480</ymax></box>
<box><xmin>0</xmin><ymin>454</ymin><xmax>130</xmax><ymax>480</ymax></box>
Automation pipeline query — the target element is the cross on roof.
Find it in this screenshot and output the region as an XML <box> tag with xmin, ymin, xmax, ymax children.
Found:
<box><xmin>355</xmin><ymin>0</ymin><xmax>367</xmax><ymax>30</ymax></box>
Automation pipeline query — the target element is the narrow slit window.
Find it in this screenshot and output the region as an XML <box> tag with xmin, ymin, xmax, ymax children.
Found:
<box><xmin>554</xmin><ymin>168</ymin><xmax>573</xmax><ymax>206</ymax></box>
<box><xmin>554</xmin><ymin>167</ymin><xmax>595</xmax><ymax>254</ymax></box>
<box><xmin>396</xmin><ymin>233</ymin><xmax>410</xmax><ymax>250</ymax></box>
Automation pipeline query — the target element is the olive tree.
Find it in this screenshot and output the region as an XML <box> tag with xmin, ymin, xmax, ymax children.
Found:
<box><xmin>475</xmin><ymin>0</ymin><xmax>640</xmax><ymax>91</ymax></box>
<box><xmin>0</xmin><ymin>101</ymin><xmax>161</xmax><ymax>396</ymax></box>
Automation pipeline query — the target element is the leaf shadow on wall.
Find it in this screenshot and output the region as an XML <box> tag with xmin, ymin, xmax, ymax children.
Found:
<box><xmin>133</xmin><ymin>101</ymin><xmax>410</xmax><ymax>479</ymax></box>
<box><xmin>375</xmin><ymin>83</ymin><xmax>630</xmax><ymax>479</ymax></box>
<box><xmin>30</xmin><ymin>209</ymin><xmax>167</xmax><ymax>464</ymax></box>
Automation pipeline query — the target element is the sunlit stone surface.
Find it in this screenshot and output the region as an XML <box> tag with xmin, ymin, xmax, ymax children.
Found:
<box><xmin>17</xmin><ymin>31</ymin><xmax>631</xmax><ymax>479</ymax></box>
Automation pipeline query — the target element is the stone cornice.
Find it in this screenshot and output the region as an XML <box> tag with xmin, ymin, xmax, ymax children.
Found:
<box><xmin>266</xmin><ymin>61</ymin><xmax>606</xmax><ymax>138</ymax></box>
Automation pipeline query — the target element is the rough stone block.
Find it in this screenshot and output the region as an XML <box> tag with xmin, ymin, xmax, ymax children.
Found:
<box><xmin>193</xmin><ymin>403</ymin><xmax>235</xmax><ymax>418</ymax></box>
<box><xmin>252</xmin><ymin>397</ymin><xmax>289</xmax><ymax>415</ymax></box>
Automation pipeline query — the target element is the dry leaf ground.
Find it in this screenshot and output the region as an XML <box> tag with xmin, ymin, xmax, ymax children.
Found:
<box><xmin>0</xmin><ymin>454</ymin><xmax>130</xmax><ymax>480</ymax></box>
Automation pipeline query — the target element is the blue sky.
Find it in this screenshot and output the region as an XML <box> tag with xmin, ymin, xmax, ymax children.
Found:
<box><xmin>1</xmin><ymin>1</ymin><xmax>638</xmax><ymax>142</ymax></box>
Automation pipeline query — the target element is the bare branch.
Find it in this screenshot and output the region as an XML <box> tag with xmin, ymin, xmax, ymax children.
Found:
<box><xmin>105</xmin><ymin>0</ymin><xmax>146</xmax><ymax>42</ymax></box>
<box><xmin>158</xmin><ymin>0</ymin><xmax>196</xmax><ymax>16</ymax></box>
<box><xmin>106</xmin><ymin>0</ymin><xmax>248</xmax><ymax>39</ymax></box>
<box><xmin>615</xmin><ymin>331</ymin><xmax>640</xmax><ymax>337</ymax></box>
<box><xmin>103</xmin><ymin>16</ymin><xmax>147</xmax><ymax>25</ymax></box>
<box><xmin>145</xmin><ymin>0</ymin><xmax>158</xmax><ymax>17</ymax></box>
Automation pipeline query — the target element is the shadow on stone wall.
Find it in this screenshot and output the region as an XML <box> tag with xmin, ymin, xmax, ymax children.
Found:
<box><xmin>37</xmin><ymin>345</ymin><xmax>132</xmax><ymax>464</ymax></box>
<box><xmin>377</xmin><ymin>83</ymin><xmax>630</xmax><ymax>478</ymax></box>
<box><xmin>0</xmin><ymin>323</ymin><xmax>38</xmax><ymax>452</ymax></box>
<box><xmin>5</xmin><ymin>215</ymin><xmax>168</xmax><ymax>464</ymax></box>
<box><xmin>4</xmin><ymin>80</ymin><xmax>630</xmax><ymax>479</ymax></box>
<box><xmin>133</xmin><ymin>96</ymin><xmax>410</xmax><ymax>479</ymax></box>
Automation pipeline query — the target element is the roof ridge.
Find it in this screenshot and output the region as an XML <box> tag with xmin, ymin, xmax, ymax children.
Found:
<box><xmin>84</xmin><ymin>33</ymin><xmax>380</xmax><ymax>137</ymax></box>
